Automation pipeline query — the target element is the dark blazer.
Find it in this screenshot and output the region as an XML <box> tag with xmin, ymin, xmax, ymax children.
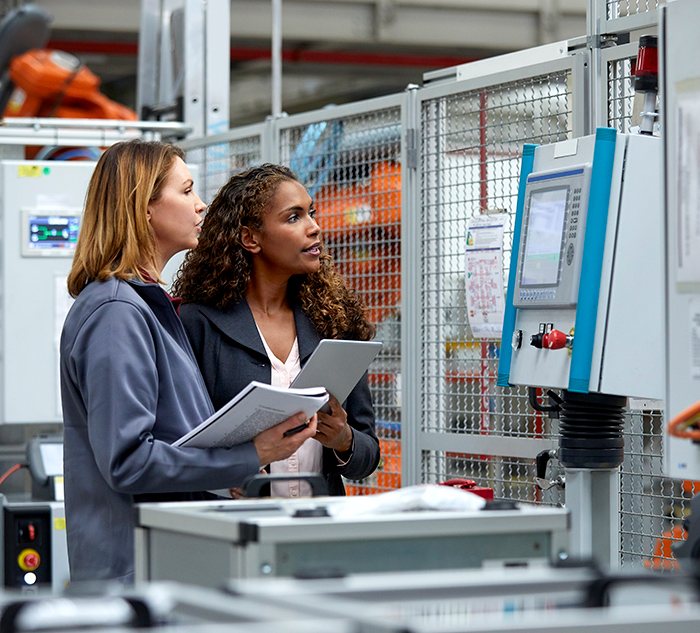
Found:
<box><xmin>179</xmin><ymin>300</ymin><xmax>380</xmax><ymax>495</ymax></box>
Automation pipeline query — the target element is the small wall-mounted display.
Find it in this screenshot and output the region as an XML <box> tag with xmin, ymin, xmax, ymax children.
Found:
<box><xmin>22</xmin><ymin>210</ymin><xmax>81</xmax><ymax>257</ymax></box>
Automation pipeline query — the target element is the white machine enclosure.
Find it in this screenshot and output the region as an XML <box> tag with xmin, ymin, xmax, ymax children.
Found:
<box><xmin>0</xmin><ymin>159</ymin><xmax>191</xmax><ymax>425</ymax></box>
<box><xmin>662</xmin><ymin>0</ymin><xmax>700</xmax><ymax>478</ymax></box>
<box><xmin>134</xmin><ymin>498</ymin><xmax>569</xmax><ymax>588</ymax></box>
<box><xmin>0</xmin><ymin>161</ymin><xmax>94</xmax><ymax>424</ymax></box>
<box><xmin>506</xmin><ymin>133</ymin><xmax>663</xmax><ymax>399</ymax></box>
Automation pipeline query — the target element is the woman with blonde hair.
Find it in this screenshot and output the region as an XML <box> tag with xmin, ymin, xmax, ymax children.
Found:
<box><xmin>61</xmin><ymin>142</ymin><xmax>316</xmax><ymax>583</ymax></box>
<box><xmin>174</xmin><ymin>163</ymin><xmax>379</xmax><ymax>498</ymax></box>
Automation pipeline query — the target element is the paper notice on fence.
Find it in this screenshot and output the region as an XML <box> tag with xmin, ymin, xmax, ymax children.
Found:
<box><xmin>464</xmin><ymin>214</ymin><xmax>507</xmax><ymax>339</ymax></box>
<box><xmin>173</xmin><ymin>381</ymin><xmax>329</xmax><ymax>448</ymax></box>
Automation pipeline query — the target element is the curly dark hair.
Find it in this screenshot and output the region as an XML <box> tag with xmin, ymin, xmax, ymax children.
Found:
<box><xmin>173</xmin><ymin>163</ymin><xmax>375</xmax><ymax>341</ymax></box>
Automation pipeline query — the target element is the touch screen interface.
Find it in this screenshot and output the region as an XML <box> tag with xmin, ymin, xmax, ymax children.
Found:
<box><xmin>520</xmin><ymin>187</ymin><xmax>569</xmax><ymax>286</ymax></box>
<box><xmin>27</xmin><ymin>214</ymin><xmax>79</xmax><ymax>251</ymax></box>
<box><xmin>39</xmin><ymin>442</ymin><xmax>63</xmax><ymax>477</ymax></box>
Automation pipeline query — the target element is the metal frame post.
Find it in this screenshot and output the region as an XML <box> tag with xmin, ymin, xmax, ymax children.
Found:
<box><xmin>588</xmin><ymin>1</ymin><xmax>608</xmax><ymax>130</ymax></box>
<box><xmin>137</xmin><ymin>0</ymin><xmax>229</xmax><ymax>138</ymax></box>
<box><xmin>566</xmin><ymin>468</ymin><xmax>620</xmax><ymax>567</ymax></box>
<box><xmin>203</xmin><ymin>0</ymin><xmax>230</xmax><ymax>136</ymax></box>
<box><xmin>401</xmin><ymin>85</ymin><xmax>420</xmax><ymax>486</ymax></box>
<box><xmin>271</xmin><ymin>0</ymin><xmax>283</xmax><ymax>118</ymax></box>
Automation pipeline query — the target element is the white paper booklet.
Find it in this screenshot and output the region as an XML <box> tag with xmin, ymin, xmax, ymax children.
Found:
<box><xmin>173</xmin><ymin>381</ymin><xmax>329</xmax><ymax>448</ymax></box>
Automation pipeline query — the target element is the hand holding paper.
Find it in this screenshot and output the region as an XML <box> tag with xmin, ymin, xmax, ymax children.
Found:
<box><xmin>253</xmin><ymin>413</ymin><xmax>318</xmax><ymax>465</ymax></box>
<box><xmin>316</xmin><ymin>395</ymin><xmax>353</xmax><ymax>452</ymax></box>
<box><xmin>172</xmin><ymin>381</ymin><xmax>328</xmax><ymax>448</ymax></box>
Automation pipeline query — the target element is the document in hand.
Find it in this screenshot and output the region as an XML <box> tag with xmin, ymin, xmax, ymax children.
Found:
<box><xmin>290</xmin><ymin>339</ymin><xmax>383</xmax><ymax>404</ymax></box>
<box><xmin>172</xmin><ymin>381</ymin><xmax>329</xmax><ymax>448</ymax></box>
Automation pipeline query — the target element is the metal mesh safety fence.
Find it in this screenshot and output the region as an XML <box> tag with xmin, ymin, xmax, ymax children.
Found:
<box><xmin>418</xmin><ymin>70</ymin><xmax>574</xmax><ymax>505</ymax></box>
<box><xmin>277</xmin><ymin>103</ymin><xmax>403</xmax><ymax>494</ymax></box>
<box><xmin>606</xmin><ymin>0</ymin><xmax>660</xmax><ymax>20</ymax></box>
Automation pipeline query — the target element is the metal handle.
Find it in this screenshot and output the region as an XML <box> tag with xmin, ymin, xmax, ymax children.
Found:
<box><xmin>535</xmin><ymin>449</ymin><xmax>565</xmax><ymax>491</ymax></box>
<box><xmin>0</xmin><ymin>596</ymin><xmax>155</xmax><ymax>633</ymax></box>
<box><xmin>584</xmin><ymin>572</ymin><xmax>700</xmax><ymax>608</ymax></box>
<box><xmin>528</xmin><ymin>387</ymin><xmax>563</xmax><ymax>414</ymax></box>
<box><xmin>242</xmin><ymin>472</ymin><xmax>328</xmax><ymax>498</ymax></box>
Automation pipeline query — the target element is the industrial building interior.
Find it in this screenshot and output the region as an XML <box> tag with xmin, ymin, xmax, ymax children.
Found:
<box><xmin>25</xmin><ymin>0</ymin><xmax>589</xmax><ymax>125</ymax></box>
<box><xmin>1</xmin><ymin>0</ymin><xmax>700</xmax><ymax>631</ymax></box>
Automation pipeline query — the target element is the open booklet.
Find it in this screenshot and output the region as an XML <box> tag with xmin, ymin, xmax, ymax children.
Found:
<box><xmin>173</xmin><ymin>381</ymin><xmax>329</xmax><ymax>448</ymax></box>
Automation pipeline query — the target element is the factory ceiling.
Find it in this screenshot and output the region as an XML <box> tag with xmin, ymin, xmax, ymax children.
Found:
<box><xmin>30</xmin><ymin>0</ymin><xmax>587</xmax><ymax>126</ymax></box>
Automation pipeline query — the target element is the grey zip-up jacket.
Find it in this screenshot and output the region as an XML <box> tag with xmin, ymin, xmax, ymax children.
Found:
<box><xmin>60</xmin><ymin>277</ymin><xmax>260</xmax><ymax>583</ymax></box>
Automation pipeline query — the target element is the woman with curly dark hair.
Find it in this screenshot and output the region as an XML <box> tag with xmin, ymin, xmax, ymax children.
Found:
<box><xmin>174</xmin><ymin>163</ymin><xmax>380</xmax><ymax>497</ymax></box>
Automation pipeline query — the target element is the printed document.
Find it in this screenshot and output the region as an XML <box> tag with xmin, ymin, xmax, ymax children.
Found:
<box><xmin>173</xmin><ymin>381</ymin><xmax>329</xmax><ymax>448</ymax></box>
<box><xmin>464</xmin><ymin>213</ymin><xmax>507</xmax><ymax>339</ymax></box>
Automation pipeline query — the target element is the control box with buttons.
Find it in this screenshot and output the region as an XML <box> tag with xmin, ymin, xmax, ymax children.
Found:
<box><xmin>499</xmin><ymin>129</ymin><xmax>663</xmax><ymax>399</ymax></box>
<box><xmin>0</xmin><ymin>498</ymin><xmax>69</xmax><ymax>591</ymax></box>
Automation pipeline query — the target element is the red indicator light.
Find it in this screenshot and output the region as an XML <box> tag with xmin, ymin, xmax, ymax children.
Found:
<box><xmin>634</xmin><ymin>35</ymin><xmax>658</xmax><ymax>91</ymax></box>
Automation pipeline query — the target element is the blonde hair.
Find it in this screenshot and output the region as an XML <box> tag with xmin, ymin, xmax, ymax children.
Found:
<box><xmin>67</xmin><ymin>139</ymin><xmax>184</xmax><ymax>297</ymax></box>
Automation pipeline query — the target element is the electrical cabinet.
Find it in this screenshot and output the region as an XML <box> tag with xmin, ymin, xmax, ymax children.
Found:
<box><xmin>499</xmin><ymin>130</ymin><xmax>663</xmax><ymax>400</ymax></box>
<box><xmin>0</xmin><ymin>161</ymin><xmax>94</xmax><ymax>424</ymax></box>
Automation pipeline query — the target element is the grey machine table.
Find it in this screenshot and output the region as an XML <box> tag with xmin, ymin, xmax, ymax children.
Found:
<box><xmin>227</xmin><ymin>565</ymin><xmax>700</xmax><ymax>632</ymax></box>
<box><xmin>134</xmin><ymin>497</ymin><xmax>569</xmax><ymax>587</ymax></box>
<box><xmin>0</xmin><ymin>581</ymin><xmax>354</xmax><ymax>633</ymax></box>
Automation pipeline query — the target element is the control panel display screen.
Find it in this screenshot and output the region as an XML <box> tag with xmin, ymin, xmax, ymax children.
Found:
<box><xmin>27</xmin><ymin>214</ymin><xmax>79</xmax><ymax>252</ymax></box>
<box><xmin>520</xmin><ymin>187</ymin><xmax>569</xmax><ymax>286</ymax></box>
<box><xmin>39</xmin><ymin>442</ymin><xmax>63</xmax><ymax>477</ymax></box>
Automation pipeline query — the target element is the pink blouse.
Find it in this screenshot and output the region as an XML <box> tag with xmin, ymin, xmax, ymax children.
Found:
<box><xmin>256</xmin><ymin>328</ymin><xmax>323</xmax><ymax>498</ymax></box>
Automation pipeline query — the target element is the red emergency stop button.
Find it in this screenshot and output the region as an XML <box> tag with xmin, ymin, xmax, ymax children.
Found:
<box><xmin>542</xmin><ymin>329</ymin><xmax>572</xmax><ymax>350</ymax></box>
<box><xmin>18</xmin><ymin>548</ymin><xmax>40</xmax><ymax>572</ymax></box>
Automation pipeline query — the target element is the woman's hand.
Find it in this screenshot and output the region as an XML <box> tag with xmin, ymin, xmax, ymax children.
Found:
<box><xmin>252</xmin><ymin>413</ymin><xmax>318</xmax><ymax>465</ymax></box>
<box><xmin>315</xmin><ymin>395</ymin><xmax>353</xmax><ymax>452</ymax></box>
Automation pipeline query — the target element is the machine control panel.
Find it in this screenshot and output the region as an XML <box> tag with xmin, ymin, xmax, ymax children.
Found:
<box><xmin>500</xmin><ymin>131</ymin><xmax>663</xmax><ymax>398</ymax></box>
<box><xmin>21</xmin><ymin>209</ymin><xmax>81</xmax><ymax>257</ymax></box>
<box><xmin>3</xmin><ymin>506</ymin><xmax>52</xmax><ymax>587</ymax></box>
<box><xmin>513</xmin><ymin>165</ymin><xmax>591</xmax><ymax>309</ymax></box>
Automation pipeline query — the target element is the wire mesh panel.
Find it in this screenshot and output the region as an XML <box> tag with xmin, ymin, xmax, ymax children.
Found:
<box><xmin>276</xmin><ymin>97</ymin><xmax>404</xmax><ymax>494</ymax></box>
<box><xmin>607</xmin><ymin>54</ymin><xmax>635</xmax><ymax>133</ymax></box>
<box><xmin>417</xmin><ymin>60</ymin><xmax>581</xmax><ymax>505</ymax></box>
<box><xmin>422</xmin><ymin>450</ymin><xmax>560</xmax><ymax>504</ymax></box>
<box><xmin>182</xmin><ymin>127</ymin><xmax>265</xmax><ymax>203</ymax></box>
<box><xmin>620</xmin><ymin>408</ymin><xmax>693</xmax><ymax>570</ymax></box>
<box><xmin>606</xmin><ymin>0</ymin><xmax>660</xmax><ymax>20</ymax></box>
<box><xmin>599</xmin><ymin>0</ymin><xmax>660</xmax><ymax>32</ymax></box>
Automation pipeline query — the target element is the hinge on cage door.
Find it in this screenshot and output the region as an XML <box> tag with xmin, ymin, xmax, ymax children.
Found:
<box><xmin>406</xmin><ymin>128</ymin><xmax>418</xmax><ymax>169</ymax></box>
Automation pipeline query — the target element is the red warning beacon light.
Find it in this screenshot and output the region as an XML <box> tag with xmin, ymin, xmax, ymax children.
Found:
<box><xmin>632</xmin><ymin>35</ymin><xmax>658</xmax><ymax>135</ymax></box>
<box><xmin>633</xmin><ymin>36</ymin><xmax>658</xmax><ymax>90</ymax></box>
